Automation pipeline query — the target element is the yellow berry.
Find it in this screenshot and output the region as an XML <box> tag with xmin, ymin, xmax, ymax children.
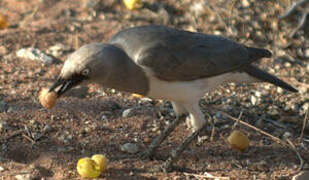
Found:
<box><xmin>39</xmin><ymin>88</ymin><xmax>57</xmax><ymax>109</ymax></box>
<box><xmin>0</xmin><ymin>14</ymin><xmax>9</xmax><ymax>29</ymax></box>
<box><xmin>77</xmin><ymin>157</ymin><xmax>101</xmax><ymax>178</ymax></box>
<box><xmin>123</xmin><ymin>0</ymin><xmax>142</xmax><ymax>10</ymax></box>
<box><xmin>227</xmin><ymin>130</ymin><xmax>249</xmax><ymax>152</ymax></box>
<box><xmin>91</xmin><ymin>154</ymin><xmax>108</xmax><ymax>172</ymax></box>
<box><xmin>131</xmin><ymin>93</ymin><xmax>144</xmax><ymax>98</ymax></box>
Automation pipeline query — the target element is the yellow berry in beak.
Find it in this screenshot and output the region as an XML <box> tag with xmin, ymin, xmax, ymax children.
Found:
<box><xmin>39</xmin><ymin>88</ymin><xmax>57</xmax><ymax>109</ymax></box>
<box><xmin>227</xmin><ymin>130</ymin><xmax>249</xmax><ymax>152</ymax></box>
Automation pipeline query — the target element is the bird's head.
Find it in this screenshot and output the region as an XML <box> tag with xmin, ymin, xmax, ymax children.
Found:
<box><xmin>49</xmin><ymin>43</ymin><xmax>121</xmax><ymax>96</ymax></box>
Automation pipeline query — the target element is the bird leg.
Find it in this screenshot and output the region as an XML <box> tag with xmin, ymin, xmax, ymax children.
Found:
<box><xmin>160</xmin><ymin>102</ymin><xmax>208</xmax><ymax>172</ymax></box>
<box><xmin>139</xmin><ymin>114</ymin><xmax>186</xmax><ymax>159</ymax></box>
<box><xmin>279</xmin><ymin>0</ymin><xmax>308</xmax><ymax>20</ymax></box>
<box><xmin>161</xmin><ymin>123</ymin><xmax>208</xmax><ymax>172</ymax></box>
<box><xmin>278</xmin><ymin>0</ymin><xmax>309</xmax><ymax>37</ymax></box>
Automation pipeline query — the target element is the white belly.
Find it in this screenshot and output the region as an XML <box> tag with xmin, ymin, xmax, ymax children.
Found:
<box><xmin>145</xmin><ymin>71</ymin><xmax>257</xmax><ymax>102</ymax></box>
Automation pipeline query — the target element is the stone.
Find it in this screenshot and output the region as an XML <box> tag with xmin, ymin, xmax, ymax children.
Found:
<box><xmin>120</xmin><ymin>143</ymin><xmax>139</xmax><ymax>154</ymax></box>
<box><xmin>304</xmin><ymin>48</ymin><xmax>309</xmax><ymax>58</ymax></box>
<box><xmin>15</xmin><ymin>174</ymin><xmax>31</xmax><ymax>180</ymax></box>
<box><xmin>0</xmin><ymin>45</ymin><xmax>7</xmax><ymax>56</ymax></box>
<box><xmin>251</xmin><ymin>95</ymin><xmax>258</xmax><ymax>105</ymax></box>
<box><xmin>0</xmin><ymin>101</ymin><xmax>7</xmax><ymax>112</ymax></box>
<box><xmin>47</xmin><ymin>43</ymin><xmax>71</xmax><ymax>57</ymax></box>
<box><xmin>122</xmin><ymin>108</ymin><xmax>136</xmax><ymax>118</ymax></box>
<box><xmin>43</xmin><ymin>124</ymin><xmax>52</xmax><ymax>132</ymax></box>
<box><xmin>190</xmin><ymin>1</ymin><xmax>207</xmax><ymax>16</ymax></box>
<box><xmin>242</xmin><ymin>0</ymin><xmax>250</xmax><ymax>7</ymax></box>
<box><xmin>101</xmin><ymin>115</ymin><xmax>108</xmax><ymax>121</ymax></box>
<box><xmin>16</xmin><ymin>48</ymin><xmax>55</xmax><ymax>64</ymax></box>
<box><xmin>282</xmin><ymin>131</ymin><xmax>292</xmax><ymax>139</ymax></box>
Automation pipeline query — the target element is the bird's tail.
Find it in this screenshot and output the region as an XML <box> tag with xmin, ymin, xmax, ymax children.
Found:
<box><xmin>247</xmin><ymin>47</ymin><xmax>272</xmax><ymax>60</ymax></box>
<box><xmin>243</xmin><ymin>65</ymin><xmax>298</xmax><ymax>92</ymax></box>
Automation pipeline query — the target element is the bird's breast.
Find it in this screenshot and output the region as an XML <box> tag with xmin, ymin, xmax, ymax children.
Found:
<box><xmin>144</xmin><ymin>70</ymin><xmax>257</xmax><ymax>102</ymax></box>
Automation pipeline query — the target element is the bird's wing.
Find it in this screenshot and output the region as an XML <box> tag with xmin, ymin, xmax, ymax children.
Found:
<box><xmin>135</xmin><ymin>34</ymin><xmax>260</xmax><ymax>81</ymax></box>
<box><xmin>110</xmin><ymin>25</ymin><xmax>270</xmax><ymax>81</ymax></box>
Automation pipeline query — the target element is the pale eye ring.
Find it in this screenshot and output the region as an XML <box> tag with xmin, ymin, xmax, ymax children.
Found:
<box><xmin>81</xmin><ymin>68</ymin><xmax>90</xmax><ymax>76</ymax></box>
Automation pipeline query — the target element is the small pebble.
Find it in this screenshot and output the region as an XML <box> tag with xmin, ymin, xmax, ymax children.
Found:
<box><xmin>16</xmin><ymin>48</ymin><xmax>55</xmax><ymax>64</ymax></box>
<box><xmin>120</xmin><ymin>143</ymin><xmax>139</xmax><ymax>154</ymax></box>
<box><xmin>0</xmin><ymin>45</ymin><xmax>7</xmax><ymax>56</ymax></box>
<box><xmin>101</xmin><ymin>115</ymin><xmax>108</xmax><ymax>121</ymax></box>
<box><xmin>251</xmin><ymin>95</ymin><xmax>258</xmax><ymax>105</ymax></box>
<box><xmin>47</xmin><ymin>43</ymin><xmax>70</xmax><ymax>57</ymax></box>
<box><xmin>15</xmin><ymin>174</ymin><xmax>31</xmax><ymax>180</ymax></box>
<box><xmin>282</xmin><ymin>131</ymin><xmax>292</xmax><ymax>139</ymax></box>
<box><xmin>190</xmin><ymin>1</ymin><xmax>207</xmax><ymax>16</ymax></box>
<box><xmin>242</xmin><ymin>0</ymin><xmax>250</xmax><ymax>7</ymax></box>
<box><xmin>43</xmin><ymin>124</ymin><xmax>52</xmax><ymax>132</ymax></box>
<box><xmin>277</xmin><ymin>87</ymin><xmax>283</xmax><ymax>94</ymax></box>
<box><xmin>0</xmin><ymin>101</ymin><xmax>7</xmax><ymax>112</ymax></box>
<box><xmin>304</xmin><ymin>49</ymin><xmax>309</xmax><ymax>58</ymax></box>
<box><xmin>197</xmin><ymin>135</ymin><xmax>208</xmax><ymax>145</ymax></box>
<box><xmin>122</xmin><ymin>108</ymin><xmax>136</xmax><ymax>118</ymax></box>
<box><xmin>0</xmin><ymin>121</ymin><xmax>8</xmax><ymax>131</ymax></box>
<box><xmin>255</xmin><ymin>119</ymin><xmax>264</xmax><ymax>128</ymax></box>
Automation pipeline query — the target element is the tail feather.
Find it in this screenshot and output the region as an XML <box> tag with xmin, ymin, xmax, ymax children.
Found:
<box><xmin>246</xmin><ymin>47</ymin><xmax>272</xmax><ymax>60</ymax></box>
<box><xmin>243</xmin><ymin>65</ymin><xmax>298</xmax><ymax>92</ymax></box>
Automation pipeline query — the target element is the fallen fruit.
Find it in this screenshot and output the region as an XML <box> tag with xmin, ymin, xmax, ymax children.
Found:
<box><xmin>123</xmin><ymin>0</ymin><xmax>142</xmax><ymax>10</ymax></box>
<box><xmin>77</xmin><ymin>157</ymin><xmax>101</xmax><ymax>178</ymax></box>
<box><xmin>0</xmin><ymin>14</ymin><xmax>9</xmax><ymax>29</ymax></box>
<box><xmin>39</xmin><ymin>88</ymin><xmax>57</xmax><ymax>109</ymax></box>
<box><xmin>227</xmin><ymin>130</ymin><xmax>249</xmax><ymax>151</ymax></box>
<box><xmin>131</xmin><ymin>93</ymin><xmax>144</xmax><ymax>98</ymax></box>
<box><xmin>91</xmin><ymin>154</ymin><xmax>108</xmax><ymax>172</ymax></box>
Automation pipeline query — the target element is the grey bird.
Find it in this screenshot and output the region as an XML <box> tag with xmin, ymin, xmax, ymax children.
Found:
<box><xmin>49</xmin><ymin>25</ymin><xmax>298</xmax><ymax>171</ymax></box>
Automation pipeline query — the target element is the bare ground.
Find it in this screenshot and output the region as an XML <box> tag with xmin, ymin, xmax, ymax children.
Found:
<box><xmin>0</xmin><ymin>0</ymin><xmax>308</xmax><ymax>179</ymax></box>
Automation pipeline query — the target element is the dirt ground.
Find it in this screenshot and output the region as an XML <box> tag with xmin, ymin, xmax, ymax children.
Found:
<box><xmin>0</xmin><ymin>0</ymin><xmax>309</xmax><ymax>179</ymax></box>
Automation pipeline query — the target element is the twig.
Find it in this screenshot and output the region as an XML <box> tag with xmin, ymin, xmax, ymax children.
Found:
<box><xmin>0</xmin><ymin>171</ymin><xmax>30</xmax><ymax>178</ymax></box>
<box><xmin>299</xmin><ymin>109</ymin><xmax>308</xmax><ymax>142</ymax></box>
<box><xmin>3</xmin><ymin>129</ymin><xmax>25</xmax><ymax>141</ymax></box>
<box><xmin>290</xmin><ymin>12</ymin><xmax>308</xmax><ymax>37</ymax></box>
<box><xmin>263</xmin><ymin>118</ymin><xmax>288</xmax><ymax>129</ymax></box>
<box><xmin>287</xmin><ymin>78</ymin><xmax>309</xmax><ymax>88</ymax></box>
<box><xmin>19</xmin><ymin>6</ymin><xmax>39</xmax><ymax>28</ymax></box>
<box><xmin>74</xmin><ymin>34</ymin><xmax>80</xmax><ymax>50</ymax></box>
<box><xmin>223</xmin><ymin>113</ymin><xmax>305</xmax><ymax>171</ymax></box>
<box><xmin>184</xmin><ymin>172</ymin><xmax>230</xmax><ymax>180</ymax></box>
<box><xmin>222</xmin><ymin>113</ymin><xmax>288</xmax><ymax>146</ymax></box>
<box><xmin>286</xmin><ymin>139</ymin><xmax>304</xmax><ymax>171</ymax></box>
<box><xmin>279</xmin><ymin>0</ymin><xmax>309</xmax><ymax>19</ymax></box>
<box><xmin>22</xmin><ymin>134</ymin><xmax>35</xmax><ymax>144</ymax></box>
<box><xmin>231</xmin><ymin>111</ymin><xmax>243</xmax><ymax>129</ymax></box>
<box><xmin>207</xmin><ymin>4</ymin><xmax>237</xmax><ymax>36</ymax></box>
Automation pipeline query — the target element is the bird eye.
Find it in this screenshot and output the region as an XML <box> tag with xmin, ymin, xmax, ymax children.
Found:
<box><xmin>81</xmin><ymin>68</ymin><xmax>90</xmax><ymax>76</ymax></box>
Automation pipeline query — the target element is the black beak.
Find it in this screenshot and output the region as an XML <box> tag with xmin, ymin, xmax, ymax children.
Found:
<box><xmin>49</xmin><ymin>76</ymin><xmax>83</xmax><ymax>97</ymax></box>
